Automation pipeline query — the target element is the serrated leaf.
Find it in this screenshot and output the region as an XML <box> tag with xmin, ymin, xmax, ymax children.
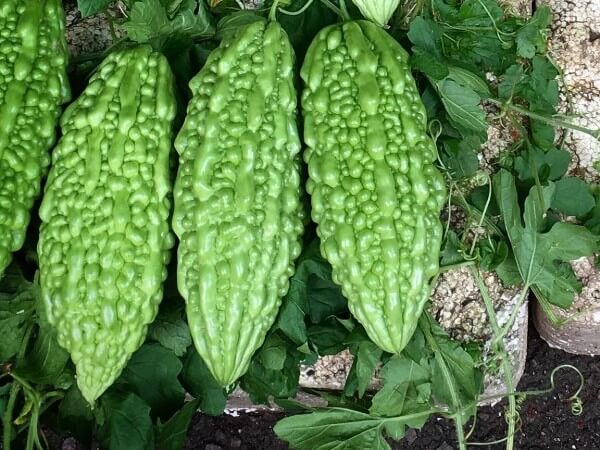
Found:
<box><xmin>408</xmin><ymin>16</ymin><xmax>444</xmax><ymax>57</ymax></box>
<box><xmin>513</xmin><ymin>146</ymin><xmax>571</xmax><ymax>182</ymax></box>
<box><xmin>119</xmin><ymin>344</ymin><xmax>185</xmax><ymax>416</ymax></box>
<box><xmin>14</xmin><ymin>322</ymin><xmax>69</xmax><ymax>385</ymax></box>
<box><xmin>276</xmin><ymin>240</ymin><xmax>333</xmax><ymax>345</ymax></box>
<box><xmin>436</xmin><ymin>79</ymin><xmax>488</xmax><ymax>140</ymax></box>
<box><xmin>307</xmin><ymin>317</ymin><xmax>351</xmax><ymax>355</ymax></box>
<box><xmin>123</xmin><ymin>0</ymin><xmax>214</xmax><ymax>52</ymax></box>
<box><xmin>446</xmin><ymin>66</ymin><xmax>490</xmax><ymax>97</ymax></box>
<box><xmin>0</xmin><ymin>294</ymin><xmax>35</xmax><ymax>361</ymax></box>
<box><xmin>441</xmin><ymin>137</ymin><xmax>480</xmax><ymax>179</ymax></box>
<box><xmin>259</xmin><ymin>334</ymin><xmax>288</xmax><ymax>371</ymax></box>
<box><xmin>354</xmin><ymin>341</ymin><xmax>382</xmax><ymax>398</ymax></box>
<box><xmin>99</xmin><ymin>392</ymin><xmax>154</xmax><ymax>450</ymax></box>
<box><xmin>516</xmin><ymin>6</ymin><xmax>552</xmax><ymax>58</ymax></box>
<box><xmin>369</xmin><ymin>355</ymin><xmax>432</xmax><ymax>432</ymax></box>
<box><xmin>241</xmin><ymin>352</ymin><xmax>300</xmax><ymax>404</ymax></box>
<box><xmin>58</xmin><ymin>385</ymin><xmax>94</xmax><ymax>445</ymax></box>
<box><xmin>440</xmin><ymin>230</ymin><xmax>465</xmax><ymax>266</ymax></box>
<box><xmin>274</xmin><ymin>408</ymin><xmax>391</xmax><ymax>450</ymax></box>
<box><xmin>494</xmin><ymin>170</ymin><xmax>600</xmax><ymax>308</ymax></box>
<box><xmin>278</xmin><ymin>0</ymin><xmax>337</xmax><ymax>58</ymax></box>
<box><xmin>155</xmin><ymin>399</ymin><xmax>200</xmax><ymax>450</ymax></box>
<box><xmin>498</xmin><ymin>64</ymin><xmax>525</xmax><ymax>100</ymax></box>
<box><xmin>551</xmin><ymin>177</ymin><xmax>595</xmax><ymax>217</ymax></box>
<box><xmin>180</xmin><ymin>349</ymin><xmax>226</xmax><ymax>416</ymax></box>
<box><xmin>77</xmin><ymin>0</ymin><xmax>113</xmax><ymax>17</ymax></box>
<box><xmin>123</xmin><ymin>0</ymin><xmax>169</xmax><ymax>43</ymax></box>
<box><xmin>411</xmin><ymin>48</ymin><xmax>449</xmax><ymax>80</ymax></box>
<box><xmin>428</xmin><ymin>321</ymin><xmax>482</xmax><ymax>408</ymax></box>
<box><xmin>147</xmin><ymin>304</ymin><xmax>192</xmax><ymax>357</ymax></box>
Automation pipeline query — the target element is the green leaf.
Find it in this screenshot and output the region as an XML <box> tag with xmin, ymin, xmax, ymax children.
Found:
<box><xmin>119</xmin><ymin>343</ymin><xmax>185</xmax><ymax>416</ymax></box>
<box><xmin>436</xmin><ymin>79</ymin><xmax>487</xmax><ymax>140</ymax></box>
<box><xmin>307</xmin><ymin>317</ymin><xmax>352</xmax><ymax>355</ymax></box>
<box><xmin>147</xmin><ymin>303</ymin><xmax>192</xmax><ymax>357</ymax></box>
<box><xmin>307</xmin><ymin>276</ymin><xmax>347</xmax><ymax>324</ymax></box>
<box><xmin>77</xmin><ymin>0</ymin><xmax>113</xmax><ymax>17</ymax></box>
<box><xmin>123</xmin><ymin>0</ymin><xmax>214</xmax><ymax>53</ymax></box>
<box><xmin>274</xmin><ymin>408</ymin><xmax>391</xmax><ymax>450</ymax></box>
<box><xmin>241</xmin><ymin>351</ymin><xmax>300</xmax><ymax>404</ymax></box>
<box><xmin>515</xmin><ymin>6</ymin><xmax>552</xmax><ymax>58</ymax></box>
<box><xmin>446</xmin><ymin>66</ymin><xmax>490</xmax><ymax>97</ymax></box>
<box><xmin>58</xmin><ymin>385</ymin><xmax>94</xmax><ymax>444</ymax></box>
<box><xmin>441</xmin><ymin>137</ymin><xmax>480</xmax><ymax>179</ymax></box>
<box><xmin>494</xmin><ymin>170</ymin><xmax>600</xmax><ymax>308</ymax></box>
<box><xmin>411</xmin><ymin>48</ymin><xmax>449</xmax><ymax>80</ymax></box>
<box><xmin>440</xmin><ymin>230</ymin><xmax>465</xmax><ymax>266</ymax></box>
<box><xmin>428</xmin><ymin>321</ymin><xmax>482</xmax><ymax>408</ymax></box>
<box><xmin>259</xmin><ymin>334</ymin><xmax>288</xmax><ymax>371</ymax></box>
<box><xmin>0</xmin><ymin>283</ymin><xmax>35</xmax><ymax>361</ymax></box>
<box><xmin>495</xmin><ymin>250</ymin><xmax>522</xmax><ymax>286</ymax></box>
<box><xmin>155</xmin><ymin>399</ymin><xmax>200</xmax><ymax>450</ymax></box>
<box><xmin>99</xmin><ymin>392</ymin><xmax>154</xmax><ymax>450</ymax></box>
<box><xmin>513</xmin><ymin>146</ymin><xmax>571</xmax><ymax>182</ymax></box>
<box><xmin>369</xmin><ymin>355</ymin><xmax>432</xmax><ymax>438</ymax></box>
<box><xmin>498</xmin><ymin>65</ymin><xmax>525</xmax><ymax>100</ymax></box>
<box><xmin>180</xmin><ymin>349</ymin><xmax>226</xmax><ymax>416</ymax></box>
<box><xmin>276</xmin><ymin>239</ymin><xmax>338</xmax><ymax>345</ymax></box>
<box><xmin>551</xmin><ymin>177</ymin><xmax>595</xmax><ymax>217</ymax></box>
<box><xmin>352</xmin><ymin>340</ymin><xmax>382</xmax><ymax>398</ymax></box>
<box><xmin>123</xmin><ymin>0</ymin><xmax>169</xmax><ymax>43</ymax></box>
<box><xmin>15</xmin><ymin>322</ymin><xmax>69</xmax><ymax>385</ymax></box>
<box><xmin>408</xmin><ymin>17</ymin><xmax>444</xmax><ymax>57</ymax></box>
<box><xmin>584</xmin><ymin>188</ymin><xmax>600</xmax><ymax>234</ymax></box>
<box><xmin>479</xmin><ymin>239</ymin><xmax>509</xmax><ymax>271</ymax></box>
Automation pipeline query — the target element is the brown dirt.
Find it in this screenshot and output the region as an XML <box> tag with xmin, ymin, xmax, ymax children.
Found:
<box><xmin>182</xmin><ymin>323</ymin><xmax>600</xmax><ymax>450</ymax></box>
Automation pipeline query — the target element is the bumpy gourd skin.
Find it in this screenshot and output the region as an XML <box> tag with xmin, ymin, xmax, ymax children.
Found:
<box><xmin>0</xmin><ymin>0</ymin><xmax>70</xmax><ymax>277</ymax></box>
<box><xmin>301</xmin><ymin>21</ymin><xmax>446</xmax><ymax>354</ymax></box>
<box><xmin>173</xmin><ymin>20</ymin><xmax>304</xmax><ymax>386</ymax></box>
<box><xmin>38</xmin><ymin>46</ymin><xmax>176</xmax><ymax>404</ymax></box>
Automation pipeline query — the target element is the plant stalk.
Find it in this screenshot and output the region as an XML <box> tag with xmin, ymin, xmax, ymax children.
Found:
<box><xmin>419</xmin><ymin>314</ymin><xmax>467</xmax><ymax>450</ymax></box>
<box><xmin>471</xmin><ymin>267</ymin><xmax>517</xmax><ymax>450</ymax></box>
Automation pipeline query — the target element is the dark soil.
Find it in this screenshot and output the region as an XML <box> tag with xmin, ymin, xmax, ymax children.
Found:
<box><xmin>183</xmin><ymin>323</ymin><xmax>600</xmax><ymax>450</ymax></box>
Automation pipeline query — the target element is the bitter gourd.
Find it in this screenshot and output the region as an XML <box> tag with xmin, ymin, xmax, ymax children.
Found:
<box><xmin>301</xmin><ymin>21</ymin><xmax>446</xmax><ymax>354</ymax></box>
<box><xmin>0</xmin><ymin>0</ymin><xmax>70</xmax><ymax>277</ymax></box>
<box><xmin>173</xmin><ymin>19</ymin><xmax>304</xmax><ymax>386</ymax></box>
<box><xmin>38</xmin><ymin>46</ymin><xmax>176</xmax><ymax>404</ymax></box>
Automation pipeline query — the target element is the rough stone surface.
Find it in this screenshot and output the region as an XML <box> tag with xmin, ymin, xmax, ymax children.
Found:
<box><xmin>533</xmin><ymin>0</ymin><xmax>600</xmax><ymax>355</ymax></box>
<box><xmin>535</xmin><ymin>257</ymin><xmax>600</xmax><ymax>355</ymax></box>
<box><xmin>65</xmin><ymin>0</ymin><xmax>124</xmax><ymax>58</ymax></box>
<box><xmin>541</xmin><ymin>0</ymin><xmax>600</xmax><ymax>183</ymax></box>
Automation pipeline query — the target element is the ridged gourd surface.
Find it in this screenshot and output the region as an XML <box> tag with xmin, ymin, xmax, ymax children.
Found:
<box><xmin>0</xmin><ymin>0</ymin><xmax>70</xmax><ymax>276</ymax></box>
<box><xmin>301</xmin><ymin>21</ymin><xmax>447</xmax><ymax>354</ymax></box>
<box><xmin>38</xmin><ymin>47</ymin><xmax>176</xmax><ymax>404</ymax></box>
<box><xmin>173</xmin><ymin>20</ymin><xmax>304</xmax><ymax>386</ymax></box>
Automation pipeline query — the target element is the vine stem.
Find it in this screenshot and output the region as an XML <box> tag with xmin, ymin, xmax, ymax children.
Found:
<box><xmin>471</xmin><ymin>267</ymin><xmax>517</xmax><ymax>450</ymax></box>
<box><xmin>319</xmin><ymin>0</ymin><xmax>345</xmax><ymax>19</ymax></box>
<box><xmin>419</xmin><ymin>314</ymin><xmax>467</xmax><ymax>450</ymax></box>
<box><xmin>2</xmin><ymin>322</ymin><xmax>34</xmax><ymax>450</ymax></box>
<box><xmin>269</xmin><ymin>0</ymin><xmax>280</xmax><ymax>20</ymax></box>
<box><xmin>277</xmin><ymin>0</ymin><xmax>317</xmax><ymax>16</ymax></box>
<box><xmin>487</xmin><ymin>98</ymin><xmax>600</xmax><ymax>140</ymax></box>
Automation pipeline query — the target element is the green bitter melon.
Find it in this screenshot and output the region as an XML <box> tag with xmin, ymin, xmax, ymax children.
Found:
<box><xmin>0</xmin><ymin>0</ymin><xmax>70</xmax><ymax>276</ymax></box>
<box><xmin>173</xmin><ymin>19</ymin><xmax>304</xmax><ymax>386</ymax></box>
<box><xmin>38</xmin><ymin>46</ymin><xmax>176</xmax><ymax>404</ymax></box>
<box><xmin>302</xmin><ymin>21</ymin><xmax>447</xmax><ymax>354</ymax></box>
